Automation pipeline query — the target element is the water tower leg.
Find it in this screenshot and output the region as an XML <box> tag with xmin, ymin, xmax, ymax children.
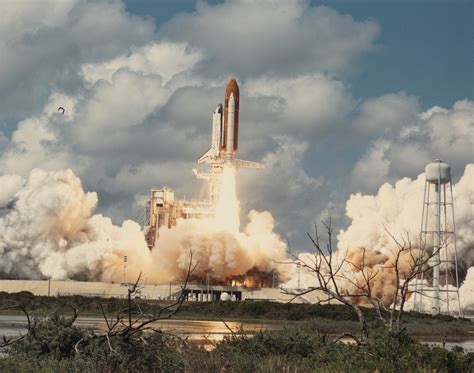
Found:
<box><xmin>433</xmin><ymin>183</ymin><xmax>441</xmax><ymax>314</ymax></box>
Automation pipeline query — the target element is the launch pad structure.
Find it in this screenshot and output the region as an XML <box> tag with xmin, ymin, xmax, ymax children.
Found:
<box><xmin>142</xmin><ymin>188</ymin><xmax>210</xmax><ymax>249</ymax></box>
<box><xmin>0</xmin><ymin>279</ymin><xmax>328</xmax><ymax>303</ymax></box>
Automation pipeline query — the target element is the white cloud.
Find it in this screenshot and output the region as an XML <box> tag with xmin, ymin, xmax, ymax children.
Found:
<box><xmin>0</xmin><ymin>0</ymin><xmax>155</xmax><ymax>120</ymax></box>
<box><xmin>351</xmin><ymin>98</ymin><xmax>474</xmax><ymax>192</ymax></box>
<box><xmin>354</xmin><ymin>92</ymin><xmax>420</xmax><ymax>134</ymax></box>
<box><xmin>81</xmin><ymin>42</ymin><xmax>202</xmax><ymax>85</ymax></box>
<box><xmin>351</xmin><ymin>139</ymin><xmax>391</xmax><ymax>192</ymax></box>
<box><xmin>0</xmin><ymin>115</ymin><xmax>70</xmax><ymax>176</ymax></box>
<box><xmin>161</xmin><ymin>1</ymin><xmax>380</xmax><ymax>77</ymax></box>
<box><xmin>245</xmin><ymin>75</ymin><xmax>355</xmax><ymax>136</ymax></box>
<box><xmin>239</xmin><ymin>137</ymin><xmax>326</xmax><ymax>247</ymax></box>
<box><xmin>76</xmin><ymin>70</ymin><xmax>168</xmax><ymax>136</ymax></box>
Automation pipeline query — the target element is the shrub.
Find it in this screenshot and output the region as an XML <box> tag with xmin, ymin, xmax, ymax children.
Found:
<box><xmin>8</xmin><ymin>313</ymin><xmax>84</xmax><ymax>359</ymax></box>
<box><xmin>0</xmin><ymin>300</ymin><xmax>472</xmax><ymax>372</ymax></box>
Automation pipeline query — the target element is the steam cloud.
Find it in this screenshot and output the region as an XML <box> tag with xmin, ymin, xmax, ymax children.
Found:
<box><xmin>0</xmin><ymin>165</ymin><xmax>472</xmax><ymax>312</ymax></box>
<box><xmin>338</xmin><ymin>164</ymin><xmax>474</xmax><ymax>266</ymax></box>
<box><xmin>151</xmin><ymin>210</ymin><xmax>287</xmax><ymax>283</ymax></box>
<box><xmin>0</xmin><ymin>168</ymin><xmax>288</xmax><ymax>283</ymax></box>
<box><xmin>284</xmin><ymin>164</ymin><xmax>473</xmax><ymax>311</ymax></box>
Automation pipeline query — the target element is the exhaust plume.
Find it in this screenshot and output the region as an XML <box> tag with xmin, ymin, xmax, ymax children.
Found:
<box><xmin>150</xmin><ymin>165</ymin><xmax>288</xmax><ymax>282</ymax></box>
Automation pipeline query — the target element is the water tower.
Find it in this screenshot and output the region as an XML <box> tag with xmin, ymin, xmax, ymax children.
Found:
<box><xmin>413</xmin><ymin>159</ymin><xmax>461</xmax><ymax>315</ymax></box>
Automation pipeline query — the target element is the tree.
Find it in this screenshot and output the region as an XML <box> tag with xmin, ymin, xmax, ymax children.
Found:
<box><xmin>283</xmin><ymin>220</ymin><xmax>369</xmax><ymax>344</ymax></box>
<box><xmin>342</xmin><ymin>229</ymin><xmax>434</xmax><ymax>332</ymax></box>
<box><xmin>283</xmin><ymin>220</ymin><xmax>435</xmax><ymax>344</ymax></box>
<box><xmin>93</xmin><ymin>250</ymin><xmax>197</xmax><ymax>352</ymax></box>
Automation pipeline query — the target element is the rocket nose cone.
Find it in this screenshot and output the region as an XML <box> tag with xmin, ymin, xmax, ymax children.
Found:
<box><xmin>225</xmin><ymin>78</ymin><xmax>239</xmax><ymax>98</ymax></box>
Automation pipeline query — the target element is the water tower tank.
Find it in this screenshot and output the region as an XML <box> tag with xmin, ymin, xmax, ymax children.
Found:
<box><xmin>425</xmin><ymin>160</ymin><xmax>451</xmax><ymax>184</ymax></box>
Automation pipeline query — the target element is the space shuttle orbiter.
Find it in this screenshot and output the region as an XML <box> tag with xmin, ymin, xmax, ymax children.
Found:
<box><xmin>198</xmin><ymin>104</ymin><xmax>223</xmax><ymax>163</ymax></box>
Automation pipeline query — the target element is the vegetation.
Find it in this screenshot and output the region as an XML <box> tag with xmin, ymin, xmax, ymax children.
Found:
<box><xmin>0</xmin><ymin>313</ymin><xmax>472</xmax><ymax>373</ymax></box>
<box><xmin>0</xmin><ymin>278</ymin><xmax>472</xmax><ymax>372</ymax></box>
<box><xmin>285</xmin><ymin>221</ymin><xmax>451</xmax><ymax>344</ymax></box>
<box><xmin>0</xmin><ymin>292</ymin><xmax>472</xmax><ymax>338</ymax></box>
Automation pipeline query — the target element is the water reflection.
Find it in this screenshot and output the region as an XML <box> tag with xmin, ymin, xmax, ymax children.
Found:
<box><xmin>1</xmin><ymin>315</ymin><xmax>473</xmax><ymax>352</ymax></box>
<box><xmin>0</xmin><ymin>315</ymin><xmax>278</xmax><ymax>343</ymax></box>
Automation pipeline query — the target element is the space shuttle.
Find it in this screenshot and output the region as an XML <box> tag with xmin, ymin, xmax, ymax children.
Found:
<box><xmin>198</xmin><ymin>78</ymin><xmax>263</xmax><ymax>169</ymax></box>
<box><xmin>198</xmin><ymin>104</ymin><xmax>223</xmax><ymax>163</ymax></box>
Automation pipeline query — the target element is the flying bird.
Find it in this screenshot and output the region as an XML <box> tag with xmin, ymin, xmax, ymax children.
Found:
<box><xmin>57</xmin><ymin>107</ymin><xmax>65</xmax><ymax>114</ymax></box>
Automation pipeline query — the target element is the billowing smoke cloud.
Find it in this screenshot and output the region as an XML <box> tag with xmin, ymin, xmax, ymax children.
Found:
<box><xmin>0</xmin><ymin>168</ymin><xmax>150</xmax><ymax>281</ymax></box>
<box><xmin>0</xmin><ymin>174</ymin><xmax>24</xmax><ymax>207</ymax></box>
<box><xmin>284</xmin><ymin>246</ymin><xmax>423</xmax><ymax>308</ymax></box>
<box><xmin>0</xmin><ymin>168</ymin><xmax>288</xmax><ymax>283</ymax></box>
<box><xmin>460</xmin><ymin>267</ymin><xmax>474</xmax><ymax>311</ymax></box>
<box><xmin>337</xmin><ymin>164</ymin><xmax>473</xmax><ymax>311</ymax></box>
<box><xmin>151</xmin><ymin>210</ymin><xmax>287</xmax><ymax>283</ymax></box>
<box><xmin>338</xmin><ymin>164</ymin><xmax>473</xmax><ymax>266</ymax></box>
<box><xmin>1</xmin><ymin>163</ymin><xmax>472</xmax><ymax>314</ymax></box>
<box><xmin>284</xmin><ymin>165</ymin><xmax>474</xmax><ymax>311</ymax></box>
<box><xmin>341</xmin><ymin>247</ymin><xmax>421</xmax><ymax>307</ymax></box>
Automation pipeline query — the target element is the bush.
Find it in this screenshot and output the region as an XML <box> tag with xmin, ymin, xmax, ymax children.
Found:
<box><xmin>8</xmin><ymin>313</ymin><xmax>84</xmax><ymax>359</ymax></box>
<box><xmin>217</xmin><ymin>329</ymin><xmax>318</xmax><ymax>359</ymax></box>
<box><xmin>1</xmin><ymin>325</ymin><xmax>473</xmax><ymax>373</ymax></box>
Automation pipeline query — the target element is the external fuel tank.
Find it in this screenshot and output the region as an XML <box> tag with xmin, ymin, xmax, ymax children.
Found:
<box><xmin>222</xmin><ymin>79</ymin><xmax>240</xmax><ymax>161</ymax></box>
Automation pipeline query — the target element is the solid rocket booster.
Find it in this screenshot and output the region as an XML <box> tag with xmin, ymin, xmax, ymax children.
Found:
<box><xmin>222</xmin><ymin>78</ymin><xmax>239</xmax><ymax>163</ymax></box>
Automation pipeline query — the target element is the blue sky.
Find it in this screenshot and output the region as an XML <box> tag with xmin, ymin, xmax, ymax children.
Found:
<box><xmin>124</xmin><ymin>0</ymin><xmax>473</xmax><ymax>109</ymax></box>
<box><xmin>330</xmin><ymin>0</ymin><xmax>473</xmax><ymax>108</ymax></box>
<box><xmin>0</xmin><ymin>0</ymin><xmax>472</xmax><ymax>251</ymax></box>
